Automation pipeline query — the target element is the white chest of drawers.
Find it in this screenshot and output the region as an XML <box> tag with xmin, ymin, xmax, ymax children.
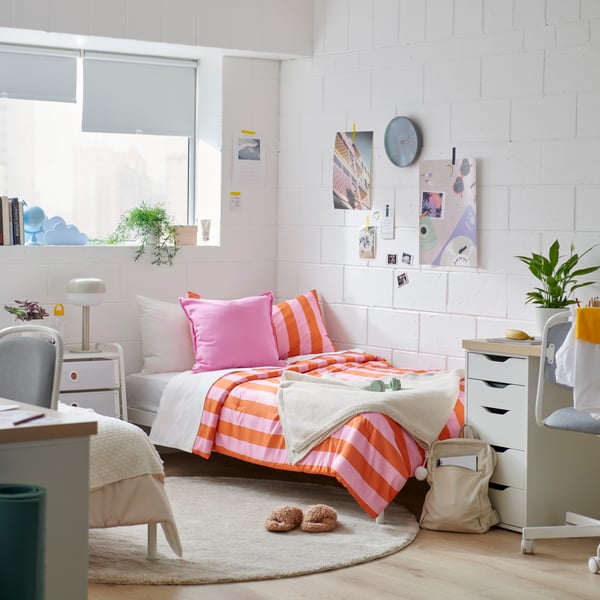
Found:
<box><xmin>60</xmin><ymin>342</ymin><xmax>127</xmax><ymax>420</ymax></box>
<box><xmin>463</xmin><ymin>339</ymin><xmax>600</xmax><ymax>531</ymax></box>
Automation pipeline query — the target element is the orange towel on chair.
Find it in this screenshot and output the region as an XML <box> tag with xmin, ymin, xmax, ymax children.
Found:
<box><xmin>574</xmin><ymin>307</ymin><xmax>600</xmax><ymax>419</ymax></box>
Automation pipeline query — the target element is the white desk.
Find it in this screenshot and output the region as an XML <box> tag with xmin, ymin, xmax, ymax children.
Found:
<box><xmin>0</xmin><ymin>399</ymin><xmax>97</xmax><ymax>600</ymax></box>
<box><xmin>463</xmin><ymin>339</ymin><xmax>600</xmax><ymax>531</ymax></box>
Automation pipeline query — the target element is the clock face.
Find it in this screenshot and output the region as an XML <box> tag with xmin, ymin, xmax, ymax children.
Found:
<box><xmin>384</xmin><ymin>116</ymin><xmax>422</xmax><ymax>167</ymax></box>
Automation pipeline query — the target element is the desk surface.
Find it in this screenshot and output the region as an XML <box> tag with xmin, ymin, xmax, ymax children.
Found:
<box><xmin>462</xmin><ymin>338</ymin><xmax>541</xmax><ymax>358</ymax></box>
<box><xmin>0</xmin><ymin>398</ymin><xmax>97</xmax><ymax>445</ymax></box>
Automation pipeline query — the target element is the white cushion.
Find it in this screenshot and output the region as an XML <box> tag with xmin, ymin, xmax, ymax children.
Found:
<box><xmin>136</xmin><ymin>295</ymin><xmax>195</xmax><ymax>374</ymax></box>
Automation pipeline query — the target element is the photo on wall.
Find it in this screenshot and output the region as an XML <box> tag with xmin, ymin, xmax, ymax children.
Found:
<box><xmin>332</xmin><ymin>131</ymin><xmax>373</xmax><ymax>210</ymax></box>
<box><xmin>358</xmin><ymin>226</ymin><xmax>376</xmax><ymax>259</ymax></box>
<box><xmin>418</xmin><ymin>158</ymin><xmax>477</xmax><ymax>267</ymax></box>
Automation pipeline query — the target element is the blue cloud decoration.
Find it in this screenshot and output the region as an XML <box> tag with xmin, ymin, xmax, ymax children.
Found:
<box><xmin>23</xmin><ymin>205</ymin><xmax>88</xmax><ymax>245</ymax></box>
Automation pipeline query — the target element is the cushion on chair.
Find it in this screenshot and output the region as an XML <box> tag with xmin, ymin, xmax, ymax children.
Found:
<box><xmin>544</xmin><ymin>407</ymin><xmax>600</xmax><ymax>435</ymax></box>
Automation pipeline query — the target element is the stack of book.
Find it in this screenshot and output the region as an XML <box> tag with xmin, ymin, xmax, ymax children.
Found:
<box><xmin>0</xmin><ymin>196</ymin><xmax>24</xmax><ymax>245</ymax></box>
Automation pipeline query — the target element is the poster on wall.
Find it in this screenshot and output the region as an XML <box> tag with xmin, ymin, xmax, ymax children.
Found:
<box><xmin>332</xmin><ymin>131</ymin><xmax>373</xmax><ymax>210</ymax></box>
<box><xmin>418</xmin><ymin>158</ymin><xmax>477</xmax><ymax>267</ymax></box>
<box><xmin>232</xmin><ymin>130</ymin><xmax>266</xmax><ymax>187</ymax></box>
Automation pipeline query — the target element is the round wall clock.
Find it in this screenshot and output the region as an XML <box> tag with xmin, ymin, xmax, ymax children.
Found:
<box><xmin>384</xmin><ymin>116</ymin><xmax>422</xmax><ymax>167</ymax></box>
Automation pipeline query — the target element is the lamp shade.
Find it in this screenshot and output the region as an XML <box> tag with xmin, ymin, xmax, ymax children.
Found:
<box><xmin>66</xmin><ymin>278</ymin><xmax>106</xmax><ymax>306</ymax></box>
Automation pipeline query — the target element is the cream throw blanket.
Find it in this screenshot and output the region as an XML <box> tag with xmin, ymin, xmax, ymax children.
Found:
<box><xmin>277</xmin><ymin>368</ymin><xmax>463</xmax><ymax>464</ymax></box>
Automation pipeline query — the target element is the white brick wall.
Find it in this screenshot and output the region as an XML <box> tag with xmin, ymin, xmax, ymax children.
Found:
<box><xmin>277</xmin><ymin>0</ymin><xmax>600</xmax><ymax>370</ymax></box>
<box><xmin>4</xmin><ymin>1</ymin><xmax>600</xmax><ymax>374</ymax></box>
<box><xmin>0</xmin><ymin>2</ymin><xmax>289</xmax><ymax>374</ymax></box>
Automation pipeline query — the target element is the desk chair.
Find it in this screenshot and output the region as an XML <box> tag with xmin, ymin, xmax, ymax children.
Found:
<box><xmin>0</xmin><ymin>325</ymin><xmax>64</xmax><ymax>410</ymax></box>
<box><xmin>521</xmin><ymin>311</ymin><xmax>600</xmax><ymax>573</ymax></box>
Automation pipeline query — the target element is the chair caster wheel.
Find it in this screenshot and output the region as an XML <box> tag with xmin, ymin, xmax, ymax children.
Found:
<box><xmin>588</xmin><ymin>556</ymin><xmax>600</xmax><ymax>574</ymax></box>
<box><xmin>521</xmin><ymin>539</ymin><xmax>535</xmax><ymax>554</ymax></box>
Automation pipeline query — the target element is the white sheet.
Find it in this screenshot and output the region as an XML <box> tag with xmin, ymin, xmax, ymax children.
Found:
<box><xmin>149</xmin><ymin>368</ymin><xmax>237</xmax><ymax>452</ymax></box>
<box><xmin>277</xmin><ymin>368</ymin><xmax>464</xmax><ymax>464</ymax></box>
<box><xmin>126</xmin><ymin>371</ymin><xmax>178</xmax><ymax>414</ymax></box>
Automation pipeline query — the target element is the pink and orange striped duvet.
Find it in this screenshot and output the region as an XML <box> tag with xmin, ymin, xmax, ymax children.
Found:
<box><xmin>190</xmin><ymin>350</ymin><xmax>464</xmax><ymax>518</ymax></box>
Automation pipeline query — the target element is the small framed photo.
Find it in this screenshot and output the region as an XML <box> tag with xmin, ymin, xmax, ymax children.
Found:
<box><xmin>397</xmin><ymin>273</ymin><xmax>409</xmax><ymax>287</ymax></box>
<box><xmin>401</xmin><ymin>252</ymin><xmax>413</xmax><ymax>265</ymax></box>
<box><xmin>387</xmin><ymin>253</ymin><xmax>397</xmax><ymax>265</ymax></box>
<box><xmin>359</xmin><ymin>226</ymin><xmax>376</xmax><ymax>259</ymax></box>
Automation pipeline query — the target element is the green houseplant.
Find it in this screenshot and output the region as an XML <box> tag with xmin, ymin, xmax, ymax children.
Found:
<box><xmin>3</xmin><ymin>300</ymin><xmax>49</xmax><ymax>321</ymax></box>
<box><xmin>516</xmin><ymin>239</ymin><xmax>600</xmax><ymax>308</ymax></box>
<box><xmin>108</xmin><ymin>201</ymin><xmax>179</xmax><ymax>266</ymax></box>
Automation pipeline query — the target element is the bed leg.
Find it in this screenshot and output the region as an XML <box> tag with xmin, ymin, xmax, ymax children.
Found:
<box><xmin>375</xmin><ymin>510</ymin><xmax>385</xmax><ymax>524</ymax></box>
<box><xmin>147</xmin><ymin>522</ymin><xmax>158</xmax><ymax>560</ymax></box>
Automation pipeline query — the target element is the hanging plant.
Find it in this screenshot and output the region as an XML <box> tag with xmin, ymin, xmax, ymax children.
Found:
<box><xmin>108</xmin><ymin>201</ymin><xmax>179</xmax><ymax>267</ymax></box>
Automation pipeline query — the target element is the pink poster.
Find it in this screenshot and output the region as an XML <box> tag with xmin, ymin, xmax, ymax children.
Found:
<box><xmin>419</xmin><ymin>158</ymin><xmax>477</xmax><ymax>267</ymax></box>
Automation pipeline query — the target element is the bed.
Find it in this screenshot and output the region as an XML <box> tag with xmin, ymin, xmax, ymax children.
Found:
<box><xmin>58</xmin><ymin>403</ymin><xmax>182</xmax><ymax>558</ymax></box>
<box><xmin>126</xmin><ymin>290</ymin><xmax>465</xmax><ymax>519</ymax></box>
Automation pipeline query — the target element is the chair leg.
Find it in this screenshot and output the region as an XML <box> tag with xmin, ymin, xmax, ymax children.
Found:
<box><xmin>521</xmin><ymin>512</ymin><xmax>600</xmax><ymax>568</ymax></box>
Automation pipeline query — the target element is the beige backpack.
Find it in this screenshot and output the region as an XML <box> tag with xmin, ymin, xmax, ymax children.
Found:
<box><xmin>419</xmin><ymin>427</ymin><xmax>500</xmax><ymax>533</ymax></box>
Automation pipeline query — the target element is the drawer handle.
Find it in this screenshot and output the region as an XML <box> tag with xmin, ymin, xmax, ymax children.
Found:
<box><xmin>491</xmin><ymin>445</ymin><xmax>509</xmax><ymax>453</ymax></box>
<box><xmin>69</xmin><ymin>371</ymin><xmax>80</xmax><ymax>382</ymax></box>
<box><xmin>483</xmin><ymin>407</ymin><xmax>508</xmax><ymax>415</ymax></box>
<box><xmin>483</xmin><ymin>381</ymin><xmax>509</xmax><ymax>389</ymax></box>
<box><xmin>489</xmin><ymin>483</ymin><xmax>508</xmax><ymax>491</ymax></box>
<box><xmin>483</xmin><ymin>354</ymin><xmax>510</xmax><ymax>363</ymax></box>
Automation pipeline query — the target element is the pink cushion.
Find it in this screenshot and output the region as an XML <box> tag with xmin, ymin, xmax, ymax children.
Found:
<box><xmin>271</xmin><ymin>290</ymin><xmax>335</xmax><ymax>359</ymax></box>
<box><xmin>179</xmin><ymin>292</ymin><xmax>285</xmax><ymax>373</ymax></box>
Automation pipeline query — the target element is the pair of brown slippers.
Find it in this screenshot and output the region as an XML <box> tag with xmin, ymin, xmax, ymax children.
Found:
<box><xmin>264</xmin><ymin>504</ymin><xmax>337</xmax><ymax>533</ymax></box>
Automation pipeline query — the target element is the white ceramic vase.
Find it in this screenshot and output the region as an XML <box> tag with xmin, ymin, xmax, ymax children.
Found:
<box><xmin>535</xmin><ymin>307</ymin><xmax>568</xmax><ymax>337</ymax></box>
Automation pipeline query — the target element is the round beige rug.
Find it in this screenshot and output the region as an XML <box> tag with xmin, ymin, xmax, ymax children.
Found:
<box><xmin>88</xmin><ymin>475</ymin><xmax>419</xmax><ymax>585</ymax></box>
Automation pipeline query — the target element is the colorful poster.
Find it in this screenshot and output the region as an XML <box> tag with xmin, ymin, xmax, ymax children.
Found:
<box><xmin>332</xmin><ymin>131</ymin><xmax>373</xmax><ymax>210</ymax></box>
<box><xmin>418</xmin><ymin>158</ymin><xmax>477</xmax><ymax>267</ymax></box>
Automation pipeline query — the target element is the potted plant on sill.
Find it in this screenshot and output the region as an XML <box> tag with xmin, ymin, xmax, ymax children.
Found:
<box><xmin>3</xmin><ymin>300</ymin><xmax>49</xmax><ymax>322</ymax></box>
<box><xmin>516</xmin><ymin>239</ymin><xmax>600</xmax><ymax>333</ymax></box>
<box><xmin>108</xmin><ymin>201</ymin><xmax>179</xmax><ymax>266</ymax></box>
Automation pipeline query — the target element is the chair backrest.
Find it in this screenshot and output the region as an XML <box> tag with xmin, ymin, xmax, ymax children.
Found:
<box><xmin>535</xmin><ymin>310</ymin><xmax>571</xmax><ymax>427</ymax></box>
<box><xmin>542</xmin><ymin>318</ymin><xmax>572</xmax><ymax>389</ymax></box>
<box><xmin>535</xmin><ymin>310</ymin><xmax>600</xmax><ymax>435</ymax></box>
<box><xmin>0</xmin><ymin>325</ymin><xmax>64</xmax><ymax>410</ymax></box>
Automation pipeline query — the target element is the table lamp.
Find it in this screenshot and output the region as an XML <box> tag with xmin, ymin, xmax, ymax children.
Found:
<box><xmin>66</xmin><ymin>277</ymin><xmax>106</xmax><ymax>352</ymax></box>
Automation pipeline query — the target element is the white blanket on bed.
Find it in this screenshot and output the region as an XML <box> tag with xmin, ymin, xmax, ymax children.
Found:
<box><xmin>277</xmin><ymin>368</ymin><xmax>463</xmax><ymax>464</ymax></box>
<box><xmin>59</xmin><ymin>403</ymin><xmax>164</xmax><ymax>491</ymax></box>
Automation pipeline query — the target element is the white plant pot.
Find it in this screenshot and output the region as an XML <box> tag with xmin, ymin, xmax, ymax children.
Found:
<box><xmin>535</xmin><ymin>307</ymin><xmax>568</xmax><ymax>336</ymax></box>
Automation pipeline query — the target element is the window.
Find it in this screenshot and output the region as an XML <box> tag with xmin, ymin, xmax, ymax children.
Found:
<box><xmin>0</xmin><ymin>48</ymin><xmax>196</xmax><ymax>241</ymax></box>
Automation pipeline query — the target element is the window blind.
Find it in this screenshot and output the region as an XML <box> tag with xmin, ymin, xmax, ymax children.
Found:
<box><xmin>82</xmin><ymin>53</ymin><xmax>196</xmax><ymax>137</ymax></box>
<box><xmin>0</xmin><ymin>46</ymin><xmax>77</xmax><ymax>102</ymax></box>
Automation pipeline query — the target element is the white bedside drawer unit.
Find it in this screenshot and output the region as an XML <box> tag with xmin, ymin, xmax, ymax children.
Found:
<box><xmin>61</xmin><ymin>359</ymin><xmax>119</xmax><ymax>391</ymax></box>
<box><xmin>60</xmin><ymin>342</ymin><xmax>127</xmax><ymax>420</ymax></box>
<box><xmin>464</xmin><ymin>339</ymin><xmax>600</xmax><ymax>532</ymax></box>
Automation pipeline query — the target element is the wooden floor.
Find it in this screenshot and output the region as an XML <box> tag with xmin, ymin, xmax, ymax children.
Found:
<box><xmin>89</xmin><ymin>451</ymin><xmax>600</xmax><ymax>600</ymax></box>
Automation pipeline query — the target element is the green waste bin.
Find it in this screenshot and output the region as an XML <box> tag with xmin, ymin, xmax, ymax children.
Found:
<box><xmin>0</xmin><ymin>484</ymin><xmax>46</xmax><ymax>600</ymax></box>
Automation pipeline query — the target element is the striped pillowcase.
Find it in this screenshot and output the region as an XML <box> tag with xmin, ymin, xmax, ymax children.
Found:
<box><xmin>272</xmin><ymin>290</ymin><xmax>335</xmax><ymax>359</ymax></box>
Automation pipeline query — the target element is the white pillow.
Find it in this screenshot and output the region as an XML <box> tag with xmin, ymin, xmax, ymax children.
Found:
<box><xmin>136</xmin><ymin>295</ymin><xmax>195</xmax><ymax>374</ymax></box>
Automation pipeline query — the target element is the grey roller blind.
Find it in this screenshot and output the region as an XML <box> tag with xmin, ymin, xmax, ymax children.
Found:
<box><xmin>82</xmin><ymin>53</ymin><xmax>196</xmax><ymax>137</ymax></box>
<box><xmin>0</xmin><ymin>46</ymin><xmax>77</xmax><ymax>102</ymax></box>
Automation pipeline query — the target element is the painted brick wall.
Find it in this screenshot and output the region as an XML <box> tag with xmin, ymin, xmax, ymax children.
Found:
<box><xmin>0</xmin><ymin>1</ymin><xmax>289</xmax><ymax>374</ymax></box>
<box><xmin>278</xmin><ymin>0</ymin><xmax>600</xmax><ymax>370</ymax></box>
